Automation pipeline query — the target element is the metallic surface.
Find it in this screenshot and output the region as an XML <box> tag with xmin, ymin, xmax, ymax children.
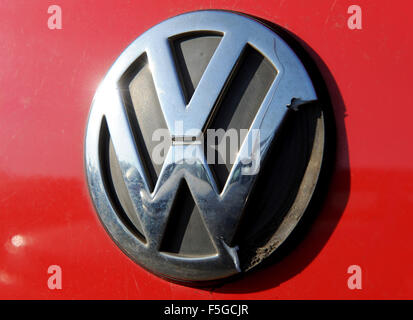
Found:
<box><xmin>85</xmin><ymin>11</ymin><xmax>317</xmax><ymax>282</ymax></box>
<box><xmin>0</xmin><ymin>0</ymin><xmax>412</xmax><ymax>298</ymax></box>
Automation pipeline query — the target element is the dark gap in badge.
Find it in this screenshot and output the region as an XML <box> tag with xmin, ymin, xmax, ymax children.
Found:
<box><xmin>159</xmin><ymin>179</ymin><xmax>217</xmax><ymax>257</ymax></box>
<box><xmin>99</xmin><ymin>117</ymin><xmax>147</xmax><ymax>243</ymax></box>
<box><xmin>118</xmin><ymin>53</ymin><xmax>171</xmax><ymax>193</ymax></box>
<box><xmin>204</xmin><ymin>45</ymin><xmax>277</xmax><ymax>192</ymax></box>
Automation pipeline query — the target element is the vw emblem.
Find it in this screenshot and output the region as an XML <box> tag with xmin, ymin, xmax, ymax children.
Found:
<box><xmin>85</xmin><ymin>10</ymin><xmax>330</xmax><ymax>284</ymax></box>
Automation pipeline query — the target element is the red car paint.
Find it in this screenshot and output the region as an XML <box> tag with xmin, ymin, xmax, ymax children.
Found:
<box><xmin>0</xmin><ymin>0</ymin><xmax>412</xmax><ymax>299</ymax></box>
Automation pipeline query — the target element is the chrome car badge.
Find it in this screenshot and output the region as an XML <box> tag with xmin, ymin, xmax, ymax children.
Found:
<box><xmin>85</xmin><ymin>10</ymin><xmax>330</xmax><ymax>284</ymax></box>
